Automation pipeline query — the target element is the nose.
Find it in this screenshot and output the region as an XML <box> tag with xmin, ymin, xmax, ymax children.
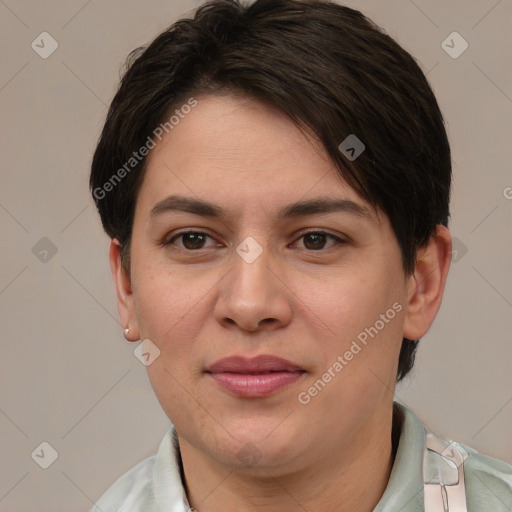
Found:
<box><xmin>213</xmin><ymin>242</ymin><xmax>293</xmax><ymax>333</ymax></box>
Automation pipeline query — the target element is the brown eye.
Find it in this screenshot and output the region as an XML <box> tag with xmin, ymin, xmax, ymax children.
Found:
<box><xmin>165</xmin><ymin>231</ymin><xmax>216</xmax><ymax>250</ymax></box>
<box><xmin>293</xmin><ymin>231</ymin><xmax>345</xmax><ymax>251</ymax></box>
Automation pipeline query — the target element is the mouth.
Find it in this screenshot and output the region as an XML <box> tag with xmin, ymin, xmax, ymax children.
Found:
<box><xmin>206</xmin><ymin>354</ymin><xmax>305</xmax><ymax>373</ymax></box>
<box><xmin>205</xmin><ymin>355</ymin><xmax>306</xmax><ymax>397</ymax></box>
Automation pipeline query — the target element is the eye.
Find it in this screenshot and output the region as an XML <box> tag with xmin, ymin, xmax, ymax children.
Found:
<box><xmin>291</xmin><ymin>231</ymin><xmax>346</xmax><ymax>251</ymax></box>
<box><xmin>163</xmin><ymin>230</ymin><xmax>219</xmax><ymax>250</ymax></box>
<box><xmin>162</xmin><ymin>229</ymin><xmax>346</xmax><ymax>252</ymax></box>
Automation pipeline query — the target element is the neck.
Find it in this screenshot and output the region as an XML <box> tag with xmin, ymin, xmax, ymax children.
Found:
<box><xmin>177</xmin><ymin>405</ymin><xmax>398</xmax><ymax>512</ymax></box>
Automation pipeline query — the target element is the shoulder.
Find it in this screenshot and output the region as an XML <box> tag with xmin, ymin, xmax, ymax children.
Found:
<box><xmin>89</xmin><ymin>426</ymin><xmax>187</xmax><ymax>512</ymax></box>
<box><xmin>457</xmin><ymin>441</ymin><xmax>512</xmax><ymax>511</ymax></box>
<box><xmin>90</xmin><ymin>455</ymin><xmax>157</xmax><ymax>512</ymax></box>
<box><xmin>396</xmin><ymin>403</ymin><xmax>512</xmax><ymax>511</ymax></box>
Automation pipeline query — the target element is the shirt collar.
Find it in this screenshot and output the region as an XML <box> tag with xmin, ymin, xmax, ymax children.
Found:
<box><xmin>373</xmin><ymin>402</ymin><xmax>427</xmax><ymax>512</ymax></box>
<box><xmin>152</xmin><ymin>425</ymin><xmax>191</xmax><ymax>511</ymax></box>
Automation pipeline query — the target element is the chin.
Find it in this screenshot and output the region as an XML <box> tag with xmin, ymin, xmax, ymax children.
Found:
<box><xmin>209</xmin><ymin>420</ymin><xmax>304</xmax><ymax>472</ymax></box>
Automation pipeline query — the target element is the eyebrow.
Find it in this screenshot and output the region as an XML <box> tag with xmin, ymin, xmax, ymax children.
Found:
<box><xmin>149</xmin><ymin>194</ymin><xmax>372</xmax><ymax>222</ymax></box>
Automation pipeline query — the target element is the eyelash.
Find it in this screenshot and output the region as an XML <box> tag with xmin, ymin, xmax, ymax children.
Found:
<box><xmin>162</xmin><ymin>229</ymin><xmax>347</xmax><ymax>252</ymax></box>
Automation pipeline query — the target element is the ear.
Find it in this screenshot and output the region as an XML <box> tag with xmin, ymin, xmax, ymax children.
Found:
<box><xmin>403</xmin><ymin>225</ymin><xmax>452</xmax><ymax>340</ymax></box>
<box><xmin>109</xmin><ymin>238</ymin><xmax>140</xmax><ymax>341</ymax></box>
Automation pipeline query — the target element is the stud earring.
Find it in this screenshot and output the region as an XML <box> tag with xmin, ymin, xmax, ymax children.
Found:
<box><xmin>123</xmin><ymin>327</ymin><xmax>130</xmax><ymax>335</ymax></box>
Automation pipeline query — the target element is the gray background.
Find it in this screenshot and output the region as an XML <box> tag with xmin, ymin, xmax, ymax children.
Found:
<box><xmin>1</xmin><ymin>0</ymin><xmax>511</xmax><ymax>510</ymax></box>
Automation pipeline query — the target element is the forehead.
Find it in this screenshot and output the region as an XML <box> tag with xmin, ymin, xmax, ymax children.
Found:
<box><xmin>136</xmin><ymin>93</ymin><xmax>377</xmax><ymax>223</ymax></box>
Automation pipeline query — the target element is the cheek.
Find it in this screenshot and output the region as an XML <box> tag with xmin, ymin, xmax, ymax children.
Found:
<box><xmin>133</xmin><ymin>265</ymin><xmax>212</xmax><ymax>422</ymax></box>
<box><xmin>133</xmin><ymin>259</ymin><xmax>204</xmax><ymax>331</ymax></box>
<box><xmin>296</xmin><ymin>263</ymin><xmax>406</xmax><ymax>381</ymax></box>
<box><xmin>296</xmin><ymin>268</ymin><xmax>394</xmax><ymax>341</ymax></box>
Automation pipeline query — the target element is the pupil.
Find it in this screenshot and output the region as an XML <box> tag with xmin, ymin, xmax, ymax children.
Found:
<box><xmin>305</xmin><ymin>233</ymin><xmax>325</xmax><ymax>250</ymax></box>
<box><xmin>184</xmin><ymin>233</ymin><xmax>205</xmax><ymax>249</ymax></box>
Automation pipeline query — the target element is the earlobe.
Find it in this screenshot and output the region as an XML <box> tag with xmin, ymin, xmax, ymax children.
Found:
<box><xmin>109</xmin><ymin>238</ymin><xmax>140</xmax><ymax>341</ymax></box>
<box><xmin>403</xmin><ymin>226</ymin><xmax>452</xmax><ymax>340</ymax></box>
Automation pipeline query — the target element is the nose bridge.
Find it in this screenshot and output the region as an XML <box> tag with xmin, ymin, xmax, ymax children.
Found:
<box><xmin>215</xmin><ymin>235</ymin><xmax>291</xmax><ymax>330</ymax></box>
<box><xmin>230</xmin><ymin>236</ymin><xmax>273</xmax><ymax>301</ymax></box>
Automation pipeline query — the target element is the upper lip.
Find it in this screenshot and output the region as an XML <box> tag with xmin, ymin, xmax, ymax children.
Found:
<box><xmin>205</xmin><ymin>355</ymin><xmax>305</xmax><ymax>374</ymax></box>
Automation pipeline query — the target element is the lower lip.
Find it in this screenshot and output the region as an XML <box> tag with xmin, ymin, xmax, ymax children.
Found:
<box><xmin>207</xmin><ymin>371</ymin><xmax>305</xmax><ymax>397</ymax></box>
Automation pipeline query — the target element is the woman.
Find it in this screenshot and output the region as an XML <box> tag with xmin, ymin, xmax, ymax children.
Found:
<box><xmin>89</xmin><ymin>0</ymin><xmax>512</xmax><ymax>510</ymax></box>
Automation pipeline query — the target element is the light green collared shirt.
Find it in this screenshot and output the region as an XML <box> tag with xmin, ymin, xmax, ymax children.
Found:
<box><xmin>91</xmin><ymin>402</ymin><xmax>512</xmax><ymax>511</ymax></box>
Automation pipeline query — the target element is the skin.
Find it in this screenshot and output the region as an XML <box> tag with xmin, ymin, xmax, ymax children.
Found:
<box><xmin>109</xmin><ymin>93</ymin><xmax>452</xmax><ymax>512</ymax></box>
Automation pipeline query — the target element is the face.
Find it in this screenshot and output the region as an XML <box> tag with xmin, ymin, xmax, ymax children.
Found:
<box><xmin>119</xmin><ymin>93</ymin><xmax>414</xmax><ymax>474</ymax></box>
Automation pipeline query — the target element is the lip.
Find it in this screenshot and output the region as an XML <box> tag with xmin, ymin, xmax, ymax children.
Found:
<box><xmin>205</xmin><ymin>355</ymin><xmax>306</xmax><ymax>397</ymax></box>
<box><xmin>206</xmin><ymin>355</ymin><xmax>304</xmax><ymax>373</ymax></box>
